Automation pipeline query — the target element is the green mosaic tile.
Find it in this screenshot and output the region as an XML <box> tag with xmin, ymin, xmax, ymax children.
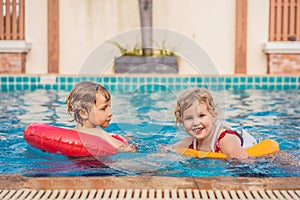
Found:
<box><xmin>45</xmin><ymin>84</ymin><xmax>51</xmax><ymax>90</ymax></box>
<box><xmin>9</xmin><ymin>77</ymin><xmax>14</xmax><ymax>82</ymax></box>
<box><xmin>16</xmin><ymin>77</ymin><xmax>22</xmax><ymax>83</ymax></box>
<box><xmin>269</xmin><ymin>77</ymin><xmax>275</xmax><ymax>83</ymax></box>
<box><xmin>67</xmin><ymin>77</ymin><xmax>74</xmax><ymax>83</ymax></box>
<box><xmin>125</xmin><ymin>77</ymin><xmax>131</xmax><ymax>82</ymax></box>
<box><xmin>9</xmin><ymin>84</ymin><xmax>14</xmax><ymax>90</ymax></box>
<box><xmin>139</xmin><ymin>77</ymin><xmax>145</xmax><ymax>83</ymax></box>
<box><xmin>233</xmin><ymin>77</ymin><xmax>239</xmax><ymax>83</ymax></box>
<box><xmin>247</xmin><ymin>77</ymin><xmax>253</xmax><ymax>83</ymax></box>
<box><xmin>246</xmin><ymin>85</ymin><xmax>253</xmax><ymax>89</ymax></box>
<box><xmin>261</xmin><ymin>85</ymin><xmax>268</xmax><ymax>89</ymax></box>
<box><xmin>196</xmin><ymin>77</ymin><xmax>203</xmax><ymax>82</ymax></box>
<box><xmin>213</xmin><ymin>77</ymin><xmax>219</xmax><ymax>83</ymax></box>
<box><xmin>240</xmin><ymin>77</ymin><xmax>246</xmax><ymax>83</ymax></box>
<box><xmin>284</xmin><ymin>77</ymin><xmax>290</xmax><ymax>83</ymax></box>
<box><xmin>168</xmin><ymin>77</ymin><xmax>174</xmax><ymax>83</ymax></box>
<box><xmin>225</xmin><ymin>77</ymin><xmax>231</xmax><ymax>83</ymax></box>
<box><xmin>59</xmin><ymin>77</ymin><xmax>66</xmax><ymax>83</ymax></box>
<box><xmin>262</xmin><ymin>77</ymin><xmax>268</xmax><ymax>83</ymax></box>
<box><xmin>30</xmin><ymin>77</ymin><xmax>37</xmax><ymax>83</ymax></box>
<box><xmin>276</xmin><ymin>77</ymin><xmax>282</xmax><ymax>82</ymax></box>
<box><xmin>16</xmin><ymin>84</ymin><xmax>22</xmax><ymax>90</ymax></box>
<box><xmin>1</xmin><ymin>77</ymin><xmax>7</xmax><ymax>82</ymax></box>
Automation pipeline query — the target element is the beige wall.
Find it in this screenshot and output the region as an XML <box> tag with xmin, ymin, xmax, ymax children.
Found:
<box><xmin>247</xmin><ymin>0</ymin><xmax>269</xmax><ymax>74</ymax></box>
<box><xmin>24</xmin><ymin>0</ymin><xmax>269</xmax><ymax>75</ymax></box>
<box><xmin>25</xmin><ymin>0</ymin><xmax>48</xmax><ymax>74</ymax></box>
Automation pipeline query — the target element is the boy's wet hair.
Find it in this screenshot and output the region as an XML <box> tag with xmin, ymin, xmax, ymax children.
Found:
<box><xmin>66</xmin><ymin>81</ymin><xmax>111</xmax><ymax>125</ymax></box>
<box><xmin>174</xmin><ymin>88</ymin><xmax>217</xmax><ymax>126</ymax></box>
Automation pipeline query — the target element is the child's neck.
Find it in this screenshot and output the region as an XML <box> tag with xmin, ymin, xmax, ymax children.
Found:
<box><xmin>196</xmin><ymin>126</ymin><xmax>216</xmax><ymax>151</ymax></box>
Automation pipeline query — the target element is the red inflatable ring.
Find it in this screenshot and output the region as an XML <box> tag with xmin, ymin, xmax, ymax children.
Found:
<box><xmin>23</xmin><ymin>123</ymin><xmax>127</xmax><ymax>157</ymax></box>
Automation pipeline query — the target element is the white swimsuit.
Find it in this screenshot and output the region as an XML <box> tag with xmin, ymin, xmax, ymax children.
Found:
<box><xmin>192</xmin><ymin>122</ymin><xmax>257</xmax><ymax>152</ymax></box>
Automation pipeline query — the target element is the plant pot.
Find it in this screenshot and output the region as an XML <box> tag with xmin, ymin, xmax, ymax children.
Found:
<box><xmin>114</xmin><ymin>56</ymin><xmax>179</xmax><ymax>74</ymax></box>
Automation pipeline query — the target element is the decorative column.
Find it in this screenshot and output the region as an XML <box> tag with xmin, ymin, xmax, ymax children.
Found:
<box><xmin>235</xmin><ymin>0</ymin><xmax>247</xmax><ymax>74</ymax></box>
<box><xmin>48</xmin><ymin>0</ymin><xmax>59</xmax><ymax>73</ymax></box>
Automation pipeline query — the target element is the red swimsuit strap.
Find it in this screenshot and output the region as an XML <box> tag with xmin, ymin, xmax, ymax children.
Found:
<box><xmin>214</xmin><ymin>130</ymin><xmax>243</xmax><ymax>152</ymax></box>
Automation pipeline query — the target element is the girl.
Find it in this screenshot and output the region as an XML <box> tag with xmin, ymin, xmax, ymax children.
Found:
<box><xmin>171</xmin><ymin>88</ymin><xmax>256</xmax><ymax>159</ymax></box>
<box><xmin>66</xmin><ymin>81</ymin><xmax>137</xmax><ymax>153</ymax></box>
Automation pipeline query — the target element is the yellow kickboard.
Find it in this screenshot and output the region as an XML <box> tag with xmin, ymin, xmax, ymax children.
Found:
<box><xmin>174</xmin><ymin>139</ymin><xmax>280</xmax><ymax>159</ymax></box>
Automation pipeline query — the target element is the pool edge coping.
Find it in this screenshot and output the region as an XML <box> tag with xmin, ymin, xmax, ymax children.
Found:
<box><xmin>0</xmin><ymin>175</ymin><xmax>299</xmax><ymax>190</ymax></box>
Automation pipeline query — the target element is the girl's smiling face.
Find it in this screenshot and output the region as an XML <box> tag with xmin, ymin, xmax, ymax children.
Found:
<box><xmin>182</xmin><ymin>100</ymin><xmax>216</xmax><ymax>140</ymax></box>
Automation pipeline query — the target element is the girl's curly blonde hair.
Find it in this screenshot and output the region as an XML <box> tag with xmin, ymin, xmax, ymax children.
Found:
<box><xmin>66</xmin><ymin>81</ymin><xmax>111</xmax><ymax>125</ymax></box>
<box><xmin>174</xmin><ymin>88</ymin><xmax>217</xmax><ymax>126</ymax></box>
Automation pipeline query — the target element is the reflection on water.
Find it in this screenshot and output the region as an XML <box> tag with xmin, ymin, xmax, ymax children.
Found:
<box><xmin>0</xmin><ymin>89</ymin><xmax>299</xmax><ymax>177</ymax></box>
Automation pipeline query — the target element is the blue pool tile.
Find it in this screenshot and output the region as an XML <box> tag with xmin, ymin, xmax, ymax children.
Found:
<box><xmin>269</xmin><ymin>76</ymin><xmax>275</xmax><ymax>83</ymax></box>
<box><xmin>291</xmin><ymin>77</ymin><xmax>296</xmax><ymax>83</ymax></box>
<box><xmin>239</xmin><ymin>84</ymin><xmax>246</xmax><ymax>90</ymax></box>
<box><xmin>9</xmin><ymin>84</ymin><xmax>15</xmax><ymax>90</ymax></box>
<box><xmin>168</xmin><ymin>77</ymin><xmax>174</xmax><ymax>83</ymax></box>
<box><xmin>189</xmin><ymin>77</ymin><xmax>196</xmax><ymax>83</ymax></box>
<box><xmin>284</xmin><ymin>77</ymin><xmax>290</xmax><ymax>83</ymax></box>
<box><xmin>161</xmin><ymin>77</ymin><xmax>167</xmax><ymax>83</ymax></box>
<box><xmin>196</xmin><ymin>77</ymin><xmax>203</xmax><ymax>83</ymax></box>
<box><xmin>59</xmin><ymin>77</ymin><xmax>66</xmax><ymax>83</ymax></box>
<box><xmin>254</xmin><ymin>77</ymin><xmax>260</xmax><ymax>83</ymax></box>
<box><xmin>16</xmin><ymin>76</ymin><xmax>22</xmax><ymax>83</ymax></box>
<box><xmin>139</xmin><ymin>77</ymin><xmax>145</xmax><ymax>83</ymax></box>
<box><xmin>60</xmin><ymin>85</ymin><xmax>66</xmax><ymax>90</ymax></box>
<box><xmin>30</xmin><ymin>77</ymin><xmax>37</xmax><ymax>83</ymax></box>
<box><xmin>240</xmin><ymin>77</ymin><xmax>246</xmax><ymax>83</ymax></box>
<box><xmin>9</xmin><ymin>77</ymin><xmax>14</xmax><ymax>82</ymax></box>
<box><xmin>261</xmin><ymin>85</ymin><xmax>268</xmax><ymax>90</ymax></box>
<box><xmin>147</xmin><ymin>77</ymin><xmax>153</xmax><ymax>83</ymax></box>
<box><xmin>246</xmin><ymin>85</ymin><xmax>253</xmax><ymax>89</ymax></box>
<box><xmin>16</xmin><ymin>84</ymin><xmax>22</xmax><ymax>90</ymax></box>
<box><xmin>247</xmin><ymin>77</ymin><xmax>253</xmax><ymax>83</ymax></box>
<box><xmin>67</xmin><ymin>77</ymin><xmax>74</xmax><ymax>83</ymax></box>
<box><xmin>211</xmin><ymin>77</ymin><xmax>217</xmax><ymax>83</ymax></box>
<box><xmin>262</xmin><ymin>77</ymin><xmax>268</xmax><ymax>83</ymax></box>
<box><xmin>30</xmin><ymin>85</ymin><xmax>37</xmax><ymax>90</ymax></box>
<box><xmin>1</xmin><ymin>76</ymin><xmax>7</xmax><ymax>82</ymax></box>
<box><xmin>225</xmin><ymin>77</ymin><xmax>231</xmax><ymax>83</ymax></box>
<box><xmin>233</xmin><ymin>77</ymin><xmax>239</xmax><ymax>83</ymax></box>
<box><xmin>276</xmin><ymin>77</ymin><xmax>282</xmax><ymax>83</ymax></box>
<box><xmin>103</xmin><ymin>77</ymin><xmax>110</xmax><ymax>83</ymax></box>
<box><xmin>110</xmin><ymin>77</ymin><xmax>116</xmax><ymax>83</ymax></box>
<box><xmin>1</xmin><ymin>85</ymin><xmax>7</xmax><ymax>91</ymax></box>
<box><xmin>125</xmin><ymin>77</ymin><xmax>131</xmax><ymax>83</ymax></box>
<box><xmin>204</xmin><ymin>77</ymin><xmax>210</xmax><ymax>83</ymax></box>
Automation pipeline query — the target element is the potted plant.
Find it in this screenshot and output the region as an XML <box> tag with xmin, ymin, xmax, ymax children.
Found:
<box><xmin>112</xmin><ymin>0</ymin><xmax>179</xmax><ymax>74</ymax></box>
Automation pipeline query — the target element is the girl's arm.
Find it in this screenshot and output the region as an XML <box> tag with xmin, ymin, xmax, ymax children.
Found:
<box><xmin>162</xmin><ymin>136</ymin><xmax>193</xmax><ymax>151</ymax></box>
<box><xmin>218</xmin><ymin>134</ymin><xmax>248</xmax><ymax>159</ymax></box>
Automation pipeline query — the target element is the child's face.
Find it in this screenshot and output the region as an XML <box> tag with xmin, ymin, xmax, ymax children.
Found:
<box><xmin>182</xmin><ymin>100</ymin><xmax>215</xmax><ymax>140</ymax></box>
<box><xmin>84</xmin><ymin>93</ymin><xmax>112</xmax><ymax>128</ymax></box>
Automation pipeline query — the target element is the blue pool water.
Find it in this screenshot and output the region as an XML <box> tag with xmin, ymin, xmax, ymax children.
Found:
<box><xmin>0</xmin><ymin>86</ymin><xmax>299</xmax><ymax>177</ymax></box>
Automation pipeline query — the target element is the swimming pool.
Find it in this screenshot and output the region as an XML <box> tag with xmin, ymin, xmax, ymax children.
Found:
<box><xmin>0</xmin><ymin>75</ymin><xmax>299</xmax><ymax>177</ymax></box>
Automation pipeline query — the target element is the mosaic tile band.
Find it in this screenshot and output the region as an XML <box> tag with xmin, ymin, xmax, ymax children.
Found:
<box><xmin>1</xmin><ymin>75</ymin><xmax>300</xmax><ymax>92</ymax></box>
